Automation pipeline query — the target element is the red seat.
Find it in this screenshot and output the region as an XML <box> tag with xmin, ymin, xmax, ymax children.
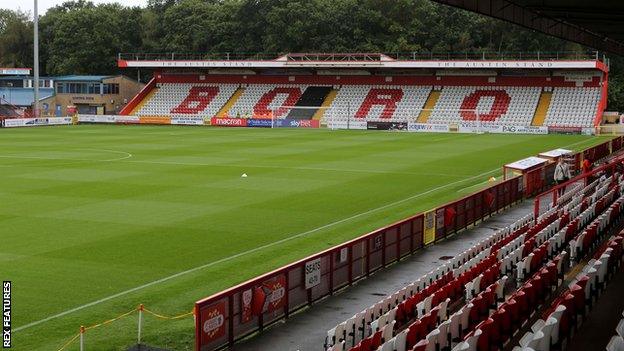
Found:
<box><xmin>396</xmin><ymin>301</ymin><xmax>408</xmax><ymax>324</ymax></box>
<box><xmin>357</xmin><ymin>337</ymin><xmax>371</xmax><ymax>351</ymax></box>
<box><xmin>470</xmin><ymin>294</ymin><xmax>485</xmax><ymax>323</ymax></box>
<box><xmin>407</xmin><ymin>320</ymin><xmax>424</xmax><ymax>348</ymax></box>
<box><xmin>560</xmin><ymin>294</ymin><xmax>576</xmax><ymax>340</ymax></box>
<box><xmin>481</xmin><ymin>287</ymin><xmax>496</xmax><ymax>309</ymax></box>
<box><xmin>513</xmin><ymin>290</ymin><xmax>529</xmax><ymax>322</ymax></box>
<box><xmin>569</xmin><ymin>284</ymin><xmax>585</xmax><ymax>316</ymax></box>
<box><xmin>370</xmin><ymin>330</ymin><xmax>383</xmax><ymax>350</ymax></box>
<box><xmin>492</xmin><ymin>307</ymin><xmax>512</xmax><ymax>343</ymax></box>
<box><xmin>412</xmin><ymin>339</ymin><xmax>428</xmax><ymax>351</ymax></box>
<box><xmin>476</xmin><ymin>318</ymin><xmax>496</xmax><ymax>351</ymax></box>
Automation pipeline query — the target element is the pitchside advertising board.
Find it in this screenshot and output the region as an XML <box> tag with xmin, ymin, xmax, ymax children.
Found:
<box><xmin>171</xmin><ymin>116</ymin><xmax>204</xmax><ymax>125</ymax></box>
<box><xmin>457</xmin><ymin>123</ymin><xmax>548</xmax><ymax>134</ymax></box>
<box><xmin>408</xmin><ymin>123</ymin><xmax>450</xmax><ymax>133</ymax></box>
<box><xmin>327</xmin><ymin>120</ymin><xmax>367</xmax><ymax>130</ymax></box>
<box><xmin>2</xmin><ymin>117</ymin><xmax>72</xmax><ymax>128</ymax></box>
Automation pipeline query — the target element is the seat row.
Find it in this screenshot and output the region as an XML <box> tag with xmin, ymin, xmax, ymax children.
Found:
<box><xmin>448</xmin><ymin>176</ymin><xmax>624</xmax><ymax>351</ymax></box>
<box><xmin>324</xmin><ymin>214</ymin><xmax>534</xmax><ymax>349</ymax></box>
<box><xmin>354</xmin><ymin>212</ymin><xmax>561</xmax><ymax>351</ymax></box>
<box><xmin>327</xmin><ymin>172</ymin><xmax>619</xmax><ymax>351</ymax></box>
<box><xmin>519</xmin><ymin>225</ymin><xmax>624</xmax><ymax>351</ymax></box>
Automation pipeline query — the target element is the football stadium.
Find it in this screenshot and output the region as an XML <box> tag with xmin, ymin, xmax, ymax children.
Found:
<box><xmin>2</xmin><ymin>1</ymin><xmax>624</xmax><ymax>351</ymax></box>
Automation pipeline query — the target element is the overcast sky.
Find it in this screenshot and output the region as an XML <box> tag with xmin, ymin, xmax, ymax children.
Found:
<box><xmin>2</xmin><ymin>0</ymin><xmax>147</xmax><ymax>15</ymax></box>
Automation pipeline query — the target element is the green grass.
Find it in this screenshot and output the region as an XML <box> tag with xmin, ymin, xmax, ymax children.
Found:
<box><xmin>0</xmin><ymin>125</ymin><xmax>609</xmax><ymax>350</ymax></box>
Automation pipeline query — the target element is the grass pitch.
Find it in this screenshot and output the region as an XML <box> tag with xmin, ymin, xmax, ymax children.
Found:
<box><xmin>0</xmin><ymin>125</ymin><xmax>608</xmax><ymax>350</ymax></box>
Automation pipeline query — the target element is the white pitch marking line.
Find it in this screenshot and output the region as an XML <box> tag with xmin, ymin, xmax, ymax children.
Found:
<box><xmin>10</xmin><ymin>136</ymin><xmax>601</xmax><ymax>332</ymax></box>
<box><xmin>0</xmin><ymin>148</ymin><xmax>133</xmax><ymax>163</ymax></box>
<box><xmin>13</xmin><ymin>166</ymin><xmax>500</xmax><ymax>333</ymax></box>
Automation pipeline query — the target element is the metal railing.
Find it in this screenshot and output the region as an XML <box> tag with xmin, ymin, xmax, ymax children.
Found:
<box><xmin>118</xmin><ymin>51</ymin><xmax>602</xmax><ymax>62</ymax></box>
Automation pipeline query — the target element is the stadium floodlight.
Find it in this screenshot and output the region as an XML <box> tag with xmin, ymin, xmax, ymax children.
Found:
<box><xmin>33</xmin><ymin>0</ymin><xmax>39</xmax><ymax>117</ymax></box>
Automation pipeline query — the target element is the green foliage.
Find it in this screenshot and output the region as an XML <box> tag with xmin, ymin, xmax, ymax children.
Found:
<box><xmin>0</xmin><ymin>0</ymin><xmax>621</xmax><ymax>109</ymax></box>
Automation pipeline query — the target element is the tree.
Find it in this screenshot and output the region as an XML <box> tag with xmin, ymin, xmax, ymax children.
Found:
<box><xmin>0</xmin><ymin>10</ymin><xmax>33</xmax><ymax>68</ymax></box>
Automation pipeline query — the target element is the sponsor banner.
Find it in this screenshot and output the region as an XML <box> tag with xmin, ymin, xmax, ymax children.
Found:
<box><xmin>366</xmin><ymin>121</ymin><xmax>408</xmax><ymax>130</ymax></box>
<box><xmin>423</xmin><ymin>211</ymin><xmax>436</xmax><ymax>245</ymax></box>
<box><xmin>46</xmin><ymin>117</ymin><xmax>73</xmax><ymax>125</ymax></box>
<box><xmin>200</xmin><ymin>300</ymin><xmax>226</xmax><ymax>345</ymax></box>
<box><xmin>326</xmin><ymin>120</ymin><xmax>367</xmax><ymax>130</ymax></box>
<box><xmin>247</xmin><ymin>118</ymin><xmax>273</xmax><ymax>128</ymax></box>
<box><xmin>275</xmin><ymin>119</ymin><xmax>320</xmax><ymax>128</ymax></box>
<box><xmin>139</xmin><ymin>116</ymin><xmax>171</xmax><ymax>125</ymax></box>
<box><xmin>548</xmin><ymin>126</ymin><xmax>582</xmax><ymax>134</ymax></box>
<box><xmin>458</xmin><ymin>123</ymin><xmax>548</xmax><ymax>135</ymax></box>
<box><xmin>408</xmin><ymin>123</ymin><xmax>450</xmax><ymax>133</ymax></box>
<box><xmin>458</xmin><ymin>123</ymin><xmax>503</xmax><ymax>133</ymax></box>
<box><xmin>241</xmin><ymin>289</ymin><xmax>253</xmax><ymax>324</ymax></box>
<box><xmin>210</xmin><ymin>117</ymin><xmax>247</xmax><ymax>127</ymax></box>
<box><xmin>304</xmin><ymin>258</ymin><xmax>322</xmax><ymax>289</ymax></box>
<box><xmin>78</xmin><ymin>114</ymin><xmax>117</xmax><ymax>123</ymax></box>
<box><xmin>2</xmin><ymin>119</ymin><xmax>27</xmax><ymax>127</ymax></box>
<box><xmin>171</xmin><ymin>116</ymin><xmax>204</xmax><ymax>125</ymax></box>
<box><xmin>500</xmin><ymin>125</ymin><xmax>548</xmax><ymax>135</ymax></box>
<box><xmin>261</xmin><ymin>275</ymin><xmax>287</xmax><ymax>314</ymax></box>
<box><xmin>2</xmin><ymin>117</ymin><xmax>73</xmax><ymax>128</ymax></box>
<box><xmin>114</xmin><ymin>115</ymin><xmax>140</xmax><ymax>124</ymax></box>
<box><xmin>582</xmin><ymin>127</ymin><xmax>595</xmax><ymax>135</ymax></box>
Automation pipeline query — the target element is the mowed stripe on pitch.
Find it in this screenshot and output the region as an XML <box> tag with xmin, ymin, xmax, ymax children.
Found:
<box><xmin>12</xmin><ymin>136</ymin><xmax>598</xmax><ymax>332</ymax></box>
<box><xmin>13</xmin><ymin>167</ymin><xmax>499</xmax><ymax>332</ymax></box>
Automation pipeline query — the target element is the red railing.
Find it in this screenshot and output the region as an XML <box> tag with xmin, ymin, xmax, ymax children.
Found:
<box><xmin>534</xmin><ymin>138</ymin><xmax>624</xmax><ymax>219</ymax></box>
<box><xmin>194</xmin><ymin>136</ymin><xmax>623</xmax><ymax>351</ymax></box>
<box><xmin>194</xmin><ymin>177</ymin><xmax>522</xmax><ymax>350</ymax></box>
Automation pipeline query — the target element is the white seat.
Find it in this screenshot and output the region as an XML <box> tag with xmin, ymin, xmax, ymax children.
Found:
<box><xmin>450</xmin><ymin>311</ymin><xmax>462</xmax><ymax>339</ymax></box>
<box><xmin>438</xmin><ymin>319</ymin><xmax>452</xmax><ymax>349</ymax></box>
<box><xmin>606</xmin><ymin>335</ymin><xmax>624</xmax><ymax>351</ymax></box>
<box><xmin>464</xmin><ymin>329</ymin><xmax>481</xmax><ymax>351</ymax></box>
<box><xmin>438</xmin><ymin>298</ymin><xmax>450</xmax><ymax>321</ymax></box>
<box><xmin>536</xmin><ymin>317</ymin><xmax>557</xmax><ymax>351</ymax></box>
<box><xmin>460</xmin><ymin>304</ymin><xmax>473</xmax><ymax>334</ymax></box>
<box><xmin>617</xmin><ymin>319</ymin><xmax>624</xmax><ymax>338</ymax></box>
<box><xmin>394</xmin><ymin>329</ymin><xmax>408</xmax><ymax>351</ymax></box>
<box><xmin>425</xmin><ymin>328</ymin><xmax>440</xmax><ymax>351</ymax></box>
<box><xmin>382</xmin><ymin>320</ymin><xmax>395</xmax><ymax>343</ymax></box>
<box><xmin>378</xmin><ymin>340</ymin><xmax>393</xmax><ymax>351</ymax></box>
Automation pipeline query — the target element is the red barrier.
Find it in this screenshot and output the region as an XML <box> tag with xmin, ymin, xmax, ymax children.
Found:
<box><xmin>194</xmin><ymin>177</ymin><xmax>522</xmax><ymax>350</ymax></box>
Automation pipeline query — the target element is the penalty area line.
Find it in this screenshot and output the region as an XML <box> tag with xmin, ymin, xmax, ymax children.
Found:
<box><xmin>13</xmin><ymin>166</ymin><xmax>500</xmax><ymax>333</ymax></box>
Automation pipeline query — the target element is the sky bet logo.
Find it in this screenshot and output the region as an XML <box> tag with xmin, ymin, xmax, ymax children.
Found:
<box><xmin>3</xmin><ymin>281</ymin><xmax>10</xmax><ymax>348</ymax></box>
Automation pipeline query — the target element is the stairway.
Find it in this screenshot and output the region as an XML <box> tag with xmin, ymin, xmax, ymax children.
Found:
<box><xmin>531</xmin><ymin>91</ymin><xmax>552</xmax><ymax>126</ymax></box>
<box><xmin>129</xmin><ymin>87</ymin><xmax>159</xmax><ymax>115</ymax></box>
<box><xmin>216</xmin><ymin>87</ymin><xmax>245</xmax><ymax>117</ymax></box>
<box><xmin>313</xmin><ymin>89</ymin><xmax>338</xmax><ymax>121</ymax></box>
<box><xmin>286</xmin><ymin>86</ymin><xmax>333</xmax><ymax>120</ymax></box>
<box><xmin>416</xmin><ymin>90</ymin><xmax>441</xmax><ymax>123</ymax></box>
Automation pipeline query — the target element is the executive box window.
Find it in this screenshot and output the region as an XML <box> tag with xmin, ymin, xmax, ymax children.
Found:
<box><xmin>56</xmin><ymin>82</ymin><xmax>119</xmax><ymax>95</ymax></box>
<box><xmin>103</xmin><ymin>83</ymin><xmax>119</xmax><ymax>94</ymax></box>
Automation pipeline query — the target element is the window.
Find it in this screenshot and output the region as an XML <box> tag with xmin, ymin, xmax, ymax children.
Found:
<box><xmin>103</xmin><ymin>83</ymin><xmax>119</xmax><ymax>95</ymax></box>
<box><xmin>87</xmin><ymin>83</ymin><xmax>100</xmax><ymax>94</ymax></box>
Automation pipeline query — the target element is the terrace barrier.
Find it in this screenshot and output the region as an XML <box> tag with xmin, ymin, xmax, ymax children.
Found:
<box><xmin>194</xmin><ymin>137</ymin><xmax>622</xmax><ymax>351</ymax></box>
